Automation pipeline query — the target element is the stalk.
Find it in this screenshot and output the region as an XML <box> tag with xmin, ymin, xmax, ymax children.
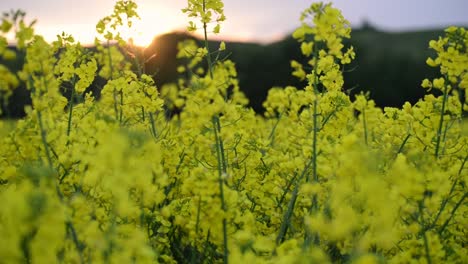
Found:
<box><xmin>312</xmin><ymin>99</ymin><xmax>318</xmax><ymax>183</ymax></box>
<box><xmin>202</xmin><ymin>1</ymin><xmax>228</xmax><ymax>261</ymax></box>
<box><xmin>422</xmin><ymin>231</ymin><xmax>432</xmax><ymax>264</ymax></box>
<box><xmin>396</xmin><ymin>134</ymin><xmax>411</xmax><ymax>155</ymax></box>
<box><xmin>304</xmin><ymin>44</ymin><xmax>320</xmax><ymax>247</ymax></box>
<box><xmin>435</xmin><ymin>81</ymin><xmax>448</xmax><ymax>158</ymax></box>
<box><xmin>107</xmin><ymin>40</ymin><xmax>119</xmax><ymax>121</ymax></box>
<box><xmin>418</xmin><ymin>201</ymin><xmax>432</xmax><ymax>264</ymax></box>
<box><xmin>202</xmin><ymin>0</ymin><xmax>213</xmax><ymax>79</ymax></box>
<box><xmin>438</xmin><ymin>192</ymin><xmax>467</xmax><ymax>235</ymax></box>
<box><xmin>276</xmin><ymin>159</ymin><xmax>313</xmax><ymax>244</ymax></box>
<box><xmin>37</xmin><ymin>110</ymin><xmax>53</xmax><ymax>167</ymax></box>
<box><xmin>149</xmin><ymin>112</ymin><xmax>157</xmax><ymax>138</ymax></box>
<box><xmin>66</xmin><ymin>75</ymin><xmax>77</xmax><ymax>137</ymax></box>
<box><xmin>191</xmin><ymin>196</ymin><xmax>203</xmax><ymax>264</ymax></box>
<box><xmin>276</xmin><ymin>180</ymin><xmax>300</xmax><ymax>245</ymax></box>
<box><xmin>119</xmin><ymin>89</ymin><xmax>123</xmax><ymax>124</ymax></box>
<box><xmin>310</xmin><ymin>46</ymin><xmax>320</xmax><ymax>183</ymax></box>
<box><xmin>31</xmin><ymin>70</ymin><xmax>53</xmax><ymax>168</ymax></box>
<box><xmin>212</xmin><ymin>116</ymin><xmax>228</xmax><ymax>264</ymax></box>
<box><xmin>431</xmin><ymin>178</ymin><xmax>458</xmax><ymax>228</ymax></box>
<box><xmin>268</xmin><ymin>112</ymin><xmax>283</xmax><ymax>147</ymax></box>
<box><xmin>362</xmin><ymin>108</ymin><xmax>368</xmax><ymax>145</ymax></box>
<box><xmin>30</xmin><ymin>73</ymin><xmax>85</xmax><ymax>264</ymax></box>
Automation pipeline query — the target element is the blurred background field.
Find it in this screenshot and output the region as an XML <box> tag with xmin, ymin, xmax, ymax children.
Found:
<box><xmin>0</xmin><ymin>26</ymin><xmax>449</xmax><ymax>117</ymax></box>
<box><xmin>1</xmin><ymin>0</ymin><xmax>467</xmax><ymax>117</ymax></box>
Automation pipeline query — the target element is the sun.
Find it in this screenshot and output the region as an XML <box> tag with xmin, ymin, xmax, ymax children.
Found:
<box><xmin>129</xmin><ymin>34</ymin><xmax>155</xmax><ymax>48</ymax></box>
<box><xmin>11</xmin><ymin>2</ymin><xmax>187</xmax><ymax>47</ymax></box>
<box><xmin>119</xmin><ymin>25</ymin><xmax>158</xmax><ymax>47</ymax></box>
<box><xmin>118</xmin><ymin>3</ymin><xmax>186</xmax><ymax>48</ymax></box>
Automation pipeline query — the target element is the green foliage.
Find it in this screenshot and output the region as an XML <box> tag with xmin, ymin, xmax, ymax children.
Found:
<box><xmin>0</xmin><ymin>1</ymin><xmax>467</xmax><ymax>263</ymax></box>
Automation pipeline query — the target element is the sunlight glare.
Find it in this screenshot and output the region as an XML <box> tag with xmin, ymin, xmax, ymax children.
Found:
<box><xmin>25</xmin><ymin>2</ymin><xmax>187</xmax><ymax>47</ymax></box>
<box><xmin>119</xmin><ymin>3</ymin><xmax>185</xmax><ymax>47</ymax></box>
<box><xmin>119</xmin><ymin>19</ymin><xmax>170</xmax><ymax>47</ymax></box>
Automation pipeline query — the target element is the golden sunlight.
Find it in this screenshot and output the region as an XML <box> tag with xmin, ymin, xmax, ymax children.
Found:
<box><xmin>116</xmin><ymin>2</ymin><xmax>186</xmax><ymax>47</ymax></box>
<box><xmin>119</xmin><ymin>18</ymin><xmax>176</xmax><ymax>47</ymax></box>
<box><xmin>25</xmin><ymin>2</ymin><xmax>186</xmax><ymax>47</ymax></box>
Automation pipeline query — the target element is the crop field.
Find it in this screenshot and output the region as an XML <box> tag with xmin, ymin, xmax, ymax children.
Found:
<box><xmin>0</xmin><ymin>1</ymin><xmax>467</xmax><ymax>263</ymax></box>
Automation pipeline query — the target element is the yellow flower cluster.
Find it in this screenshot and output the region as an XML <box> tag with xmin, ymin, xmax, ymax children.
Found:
<box><xmin>182</xmin><ymin>0</ymin><xmax>226</xmax><ymax>34</ymax></box>
<box><xmin>291</xmin><ymin>3</ymin><xmax>355</xmax><ymax>92</ymax></box>
<box><xmin>0</xmin><ymin>21</ymin><xmax>19</xmax><ymax>109</ymax></box>
<box><xmin>0</xmin><ymin>1</ymin><xmax>466</xmax><ymax>263</ymax></box>
<box><xmin>95</xmin><ymin>0</ymin><xmax>140</xmax><ymax>43</ymax></box>
<box><xmin>422</xmin><ymin>26</ymin><xmax>468</xmax><ymax>111</ymax></box>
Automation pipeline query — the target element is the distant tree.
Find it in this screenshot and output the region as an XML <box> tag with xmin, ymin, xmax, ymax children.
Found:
<box><xmin>361</xmin><ymin>18</ymin><xmax>377</xmax><ymax>31</ymax></box>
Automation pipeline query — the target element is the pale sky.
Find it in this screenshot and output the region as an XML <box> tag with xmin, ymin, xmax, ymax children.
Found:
<box><xmin>1</xmin><ymin>0</ymin><xmax>467</xmax><ymax>46</ymax></box>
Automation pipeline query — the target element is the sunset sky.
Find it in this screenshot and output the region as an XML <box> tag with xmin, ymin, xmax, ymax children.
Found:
<box><xmin>1</xmin><ymin>0</ymin><xmax>467</xmax><ymax>46</ymax></box>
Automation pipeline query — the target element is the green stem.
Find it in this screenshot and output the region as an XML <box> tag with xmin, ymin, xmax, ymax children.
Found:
<box><xmin>190</xmin><ymin>196</ymin><xmax>203</xmax><ymax>264</ymax></box>
<box><xmin>216</xmin><ymin>117</ymin><xmax>228</xmax><ymax>172</ymax></box>
<box><xmin>212</xmin><ymin>116</ymin><xmax>228</xmax><ymax>264</ymax></box>
<box><xmin>66</xmin><ymin>221</ymin><xmax>85</xmax><ymax>264</ymax></box>
<box><xmin>438</xmin><ymin>192</ymin><xmax>467</xmax><ymax>235</ymax></box>
<box><xmin>362</xmin><ymin>108</ymin><xmax>368</xmax><ymax>145</ymax></box>
<box><xmin>45</xmin><ymin>133</ymin><xmax>84</xmax><ymax>264</ymax></box>
<box><xmin>66</xmin><ymin>76</ymin><xmax>77</xmax><ymax>137</ymax></box>
<box><xmin>30</xmin><ymin>72</ymin><xmax>53</xmax><ymax>168</ymax></box>
<box><xmin>202</xmin><ymin>2</ymin><xmax>227</xmax><ymax>261</ymax></box>
<box><xmin>202</xmin><ymin>0</ymin><xmax>213</xmax><ymax>79</ymax></box>
<box><xmin>276</xmin><ymin>172</ymin><xmax>298</xmax><ymax>209</ymax></box>
<box><xmin>303</xmin><ymin>42</ymin><xmax>320</xmax><ymax>247</ymax></box>
<box><xmin>37</xmin><ymin>110</ymin><xmax>53</xmax><ymax>168</ymax></box>
<box><xmin>308</xmin><ymin>194</ymin><xmax>319</xmax><ymax>244</ymax></box>
<box><xmin>129</xmin><ymin>44</ymin><xmax>144</xmax><ymax>77</ymax></box>
<box><xmin>276</xmin><ymin>180</ymin><xmax>300</xmax><ymax>245</ymax></box>
<box><xmin>418</xmin><ymin>201</ymin><xmax>432</xmax><ymax>264</ymax></box>
<box><xmin>32</xmin><ymin>64</ymin><xmax>85</xmax><ymax>264</ymax></box>
<box><xmin>312</xmin><ymin>99</ymin><xmax>318</xmax><ymax>183</ymax></box>
<box><xmin>268</xmin><ymin>112</ymin><xmax>283</xmax><ymax>147</ymax></box>
<box><xmin>422</xmin><ymin>231</ymin><xmax>432</xmax><ymax>264</ymax></box>
<box><xmin>141</xmin><ymin>106</ymin><xmax>145</xmax><ymax>121</ymax></box>
<box><xmin>195</xmin><ymin>196</ymin><xmax>202</xmax><ymax>235</ymax></box>
<box><xmin>119</xmin><ymin>89</ymin><xmax>123</xmax><ymax>124</ymax></box>
<box><xmin>431</xmin><ymin>180</ymin><xmax>455</xmax><ymax>227</ymax></box>
<box><xmin>310</xmin><ymin>45</ymin><xmax>319</xmax><ymax>183</ymax></box>
<box><xmin>107</xmin><ymin>40</ymin><xmax>119</xmax><ymax>121</ymax></box>
<box><xmin>201</xmin><ymin>230</ymin><xmax>212</xmax><ymax>263</ymax></box>
<box><xmin>149</xmin><ymin>112</ymin><xmax>157</xmax><ymax>138</ymax></box>
<box><xmin>276</xmin><ymin>159</ymin><xmax>313</xmax><ymax>245</ymax></box>
<box><xmin>396</xmin><ymin>134</ymin><xmax>411</xmax><ymax>155</ymax></box>
<box><xmin>35</xmin><ymin>100</ymin><xmax>85</xmax><ymax>264</ymax></box>
<box><xmin>435</xmin><ymin>82</ymin><xmax>449</xmax><ymax>158</ymax></box>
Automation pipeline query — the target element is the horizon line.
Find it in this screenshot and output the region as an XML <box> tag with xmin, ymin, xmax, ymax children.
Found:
<box><xmin>6</xmin><ymin>24</ymin><xmax>465</xmax><ymax>48</ymax></box>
